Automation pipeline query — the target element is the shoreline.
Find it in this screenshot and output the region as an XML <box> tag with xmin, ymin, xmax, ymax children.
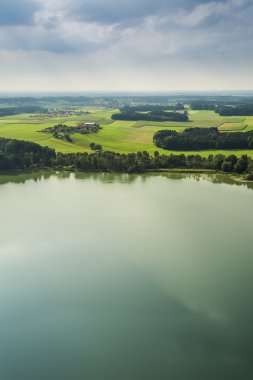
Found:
<box><xmin>0</xmin><ymin>167</ymin><xmax>252</xmax><ymax>184</ymax></box>
<box><xmin>146</xmin><ymin>168</ymin><xmax>253</xmax><ymax>183</ymax></box>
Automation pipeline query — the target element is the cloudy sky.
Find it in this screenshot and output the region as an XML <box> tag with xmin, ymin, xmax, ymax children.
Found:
<box><xmin>0</xmin><ymin>0</ymin><xmax>252</xmax><ymax>91</ymax></box>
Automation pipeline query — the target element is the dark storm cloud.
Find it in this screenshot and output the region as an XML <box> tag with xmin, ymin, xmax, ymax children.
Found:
<box><xmin>0</xmin><ymin>0</ymin><xmax>40</xmax><ymax>25</ymax></box>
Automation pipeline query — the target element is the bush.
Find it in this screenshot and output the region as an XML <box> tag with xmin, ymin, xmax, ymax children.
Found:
<box><xmin>245</xmin><ymin>172</ymin><xmax>253</xmax><ymax>180</ymax></box>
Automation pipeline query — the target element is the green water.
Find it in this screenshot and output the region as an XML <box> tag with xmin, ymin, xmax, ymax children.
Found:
<box><xmin>0</xmin><ymin>172</ymin><xmax>253</xmax><ymax>380</ymax></box>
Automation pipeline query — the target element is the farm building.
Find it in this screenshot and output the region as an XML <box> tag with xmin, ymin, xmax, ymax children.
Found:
<box><xmin>84</xmin><ymin>122</ymin><xmax>97</xmax><ymax>127</ymax></box>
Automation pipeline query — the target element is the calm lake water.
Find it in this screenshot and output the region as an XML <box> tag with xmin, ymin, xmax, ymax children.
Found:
<box><xmin>0</xmin><ymin>172</ymin><xmax>253</xmax><ymax>380</ymax></box>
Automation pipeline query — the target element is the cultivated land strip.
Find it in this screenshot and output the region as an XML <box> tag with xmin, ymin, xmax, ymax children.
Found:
<box><xmin>1</xmin><ymin>109</ymin><xmax>253</xmax><ymax>157</ymax></box>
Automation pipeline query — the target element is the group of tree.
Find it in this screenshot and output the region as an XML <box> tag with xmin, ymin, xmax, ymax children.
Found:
<box><xmin>0</xmin><ymin>138</ymin><xmax>55</xmax><ymax>170</ymax></box>
<box><xmin>120</xmin><ymin>104</ymin><xmax>185</xmax><ymax>112</ymax></box>
<box><xmin>190</xmin><ymin>101</ymin><xmax>217</xmax><ymax>110</ymax></box>
<box><xmin>0</xmin><ymin>106</ymin><xmax>44</xmax><ymax>117</ymax></box>
<box><xmin>112</xmin><ymin>110</ymin><xmax>189</xmax><ymax>122</ymax></box>
<box><xmin>38</xmin><ymin>123</ymin><xmax>101</xmax><ymax>142</ymax></box>
<box><xmin>190</xmin><ymin>102</ymin><xmax>253</xmax><ymax>115</ymax></box>
<box><xmin>153</xmin><ymin>127</ymin><xmax>253</xmax><ymax>151</ymax></box>
<box><xmin>0</xmin><ymin>137</ymin><xmax>253</xmax><ymax>179</ymax></box>
<box><xmin>90</xmin><ymin>143</ymin><xmax>102</xmax><ymax>151</ymax></box>
<box><xmin>54</xmin><ymin>151</ymin><xmax>253</xmax><ymax>177</ymax></box>
<box><xmin>215</xmin><ymin>105</ymin><xmax>253</xmax><ymax>116</ymax></box>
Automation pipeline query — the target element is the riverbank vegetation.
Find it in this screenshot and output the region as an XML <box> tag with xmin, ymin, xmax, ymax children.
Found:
<box><xmin>0</xmin><ymin>138</ymin><xmax>55</xmax><ymax>170</ymax></box>
<box><xmin>0</xmin><ymin>137</ymin><xmax>253</xmax><ymax>180</ymax></box>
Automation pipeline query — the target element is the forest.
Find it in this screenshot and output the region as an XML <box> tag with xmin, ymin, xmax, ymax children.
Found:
<box><xmin>120</xmin><ymin>104</ymin><xmax>185</xmax><ymax>112</ymax></box>
<box><xmin>153</xmin><ymin>128</ymin><xmax>253</xmax><ymax>150</ymax></box>
<box><xmin>0</xmin><ymin>106</ymin><xmax>44</xmax><ymax>116</ymax></box>
<box><xmin>215</xmin><ymin>105</ymin><xmax>253</xmax><ymax>116</ymax></box>
<box><xmin>0</xmin><ymin>138</ymin><xmax>55</xmax><ymax>170</ymax></box>
<box><xmin>112</xmin><ymin>110</ymin><xmax>189</xmax><ymax>122</ymax></box>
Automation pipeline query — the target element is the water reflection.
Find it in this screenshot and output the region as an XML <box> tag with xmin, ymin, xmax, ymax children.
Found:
<box><xmin>0</xmin><ymin>170</ymin><xmax>53</xmax><ymax>185</ymax></box>
<box><xmin>1</xmin><ymin>170</ymin><xmax>253</xmax><ymax>190</ymax></box>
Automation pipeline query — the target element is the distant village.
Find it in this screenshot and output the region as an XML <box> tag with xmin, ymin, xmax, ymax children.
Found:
<box><xmin>42</xmin><ymin>109</ymin><xmax>90</xmax><ymax>117</ymax></box>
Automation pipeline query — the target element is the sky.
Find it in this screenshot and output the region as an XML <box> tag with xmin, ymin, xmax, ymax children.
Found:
<box><xmin>0</xmin><ymin>0</ymin><xmax>252</xmax><ymax>92</ymax></box>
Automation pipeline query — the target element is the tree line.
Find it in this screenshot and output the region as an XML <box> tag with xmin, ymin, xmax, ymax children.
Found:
<box><xmin>154</xmin><ymin>127</ymin><xmax>253</xmax><ymax>150</ymax></box>
<box><xmin>120</xmin><ymin>104</ymin><xmax>185</xmax><ymax>112</ymax></box>
<box><xmin>0</xmin><ymin>137</ymin><xmax>253</xmax><ymax>179</ymax></box>
<box><xmin>0</xmin><ymin>138</ymin><xmax>55</xmax><ymax>170</ymax></box>
<box><xmin>215</xmin><ymin>105</ymin><xmax>253</xmax><ymax>116</ymax></box>
<box><xmin>189</xmin><ymin>102</ymin><xmax>253</xmax><ymax>116</ymax></box>
<box><xmin>112</xmin><ymin>110</ymin><xmax>189</xmax><ymax>122</ymax></box>
<box><xmin>0</xmin><ymin>106</ymin><xmax>45</xmax><ymax>117</ymax></box>
<box><xmin>54</xmin><ymin>151</ymin><xmax>253</xmax><ymax>177</ymax></box>
<box><xmin>190</xmin><ymin>101</ymin><xmax>217</xmax><ymax>110</ymax></box>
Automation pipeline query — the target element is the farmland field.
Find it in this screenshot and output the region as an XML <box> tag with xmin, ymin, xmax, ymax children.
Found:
<box><xmin>218</xmin><ymin>121</ymin><xmax>246</xmax><ymax>132</ymax></box>
<box><xmin>1</xmin><ymin>109</ymin><xmax>253</xmax><ymax>157</ymax></box>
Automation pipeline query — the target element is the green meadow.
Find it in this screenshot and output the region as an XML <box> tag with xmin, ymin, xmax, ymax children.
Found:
<box><xmin>1</xmin><ymin>109</ymin><xmax>253</xmax><ymax>157</ymax></box>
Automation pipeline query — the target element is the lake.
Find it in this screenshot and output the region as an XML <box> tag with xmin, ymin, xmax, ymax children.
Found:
<box><xmin>0</xmin><ymin>172</ymin><xmax>253</xmax><ymax>380</ymax></box>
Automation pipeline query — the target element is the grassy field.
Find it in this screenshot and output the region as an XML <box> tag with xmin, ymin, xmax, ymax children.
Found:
<box><xmin>1</xmin><ymin>109</ymin><xmax>253</xmax><ymax>157</ymax></box>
